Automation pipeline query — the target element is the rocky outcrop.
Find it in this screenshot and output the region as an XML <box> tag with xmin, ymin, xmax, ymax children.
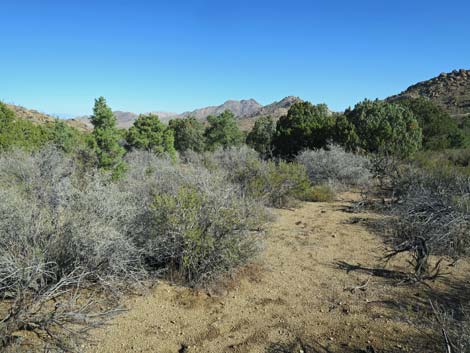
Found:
<box><xmin>387</xmin><ymin>69</ymin><xmax>470</xmax><ymax>119</ymax></box>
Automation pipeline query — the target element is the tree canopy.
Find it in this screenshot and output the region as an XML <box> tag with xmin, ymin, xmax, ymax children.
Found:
<box><xmin>205</xmin><ymin>110</ymin><xmax>244</xmax><ymax>150</ymax></box>
<box><xmin>344</xmin><ymin>99</ymin><xmax>422</xmax><ymax>157</ymax></box>
<box><xmin>246</xmin><ymin>115</ymin><xmax>276</xmax><ymax>158</ymax></box>
<box><xmin>396</xmin><ymin>97</ymin><xmax>466</xmax><ymax>149</ymax></box>
<box><xmin>168</xmin><ymin>116</ymin><xmax>206</xmax><ymax>153</ymax></box>
<box><xmin>273</xmin><ymin>102</ymin><xmax>334</xmax><ymax>159</ymax></box>
<box><xmin>127</xmin><ymin>113</ymin><xmax>176</xmax><ymax>157</ymax></box>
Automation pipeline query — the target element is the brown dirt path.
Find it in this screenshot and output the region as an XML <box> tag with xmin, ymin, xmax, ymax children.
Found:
<box><xmin>87</xmin><ymin>194</ymin><xmax>462</xmax><ymax>353</ymax></box>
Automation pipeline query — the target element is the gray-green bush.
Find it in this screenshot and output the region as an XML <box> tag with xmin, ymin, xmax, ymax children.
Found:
<box><xmin>296</xmin><ymin>144</ymin><xmax>371</xmax><ymax>189</ymax></box>
<box><xmin>183</xmin><ymin>146</ymin><xmax>312</xmax><ymax>208</ymax></box>
<box><xmin>123</xmin><ymin>150</ymin><xmax>269</xmax><ymax>285</ymax></box>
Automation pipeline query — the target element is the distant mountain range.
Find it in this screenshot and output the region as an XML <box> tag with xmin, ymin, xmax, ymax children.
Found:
<box><xmin>178</xmin><ymin>99</ymin><xmax>262</xmax><ymax>120</ymax></box>
<box><xmin>387</xmin><ymin>69</ymin><xmax>470</xmax><ymax>120</ymax></box>
<box><xmin>7</xmin><ymin>69</ymin><xmax>469</xmax><ymax>132</ymax></box>
<box><xmin>73</xmin><ymin>96</ymin><xmax>303</xmax><ymax>130</ymax></box>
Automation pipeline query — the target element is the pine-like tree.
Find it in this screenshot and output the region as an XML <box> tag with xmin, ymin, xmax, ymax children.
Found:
<box><xmin>90</xmin><ymin>97</ymin><xmax>126</xmax><ymax>176</ymax></box>
<box><xmin>127</xmin><ymin>113</ymin><xmax>176</xmax><ymax>157</ymax></box>
<box><xmin>204</xmin><ymin>110</ymin><xmax>244</xmax><ymax>150</ymax></box>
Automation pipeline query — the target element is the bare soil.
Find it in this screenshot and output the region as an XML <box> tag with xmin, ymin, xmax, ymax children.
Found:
<box><xmin>87</xmin><ymin>193</ymin><xmax>469</xmax><ymax>353</ymax></box>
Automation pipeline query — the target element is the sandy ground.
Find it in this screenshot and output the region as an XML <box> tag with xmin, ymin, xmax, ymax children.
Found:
<box><xmin>87</xmin><ymin>194</ymin><xmax>468</xmax><ymax>353</ymax></box>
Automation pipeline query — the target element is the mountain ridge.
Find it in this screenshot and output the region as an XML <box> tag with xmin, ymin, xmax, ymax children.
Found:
<box><xmin>73</xmin><ymin>96</ymin><xmax>303</xmax><ymax>130</ymax></box>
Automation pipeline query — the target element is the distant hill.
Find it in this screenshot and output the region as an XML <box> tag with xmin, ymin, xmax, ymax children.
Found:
<box><xmin>245</xmin><ymin>96</ymin><xmax>303</xmax><ymax>119</ymax></box>
<box><xmin>237</xmin><ymin>96</ymin><xmax>304</xmax><ymax>130</ymax></box>
<box><xmin>6</xmin><ymin>104</ymin><xmax>89</xmax><ymax>131</ymax></box>
<box><xmin>72</xmin><ymin>97</ymin><xmax>302</xmax><ymax>130</ymax></box>
<box><xmin>387</xmin><ymin>69</ymin><xmax>470</xmax><ymax>120</ymax></box>
<box><xmin>179</xmin><ymin>99</ymin><xmax>262</xmax><ymax>120</ymax></box>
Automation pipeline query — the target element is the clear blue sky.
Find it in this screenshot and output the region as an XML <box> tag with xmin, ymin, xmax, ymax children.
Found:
<box><xmin>1</xmin><ymin>0</ymin><xmax>469</xmax><ymax>117</ymax></box>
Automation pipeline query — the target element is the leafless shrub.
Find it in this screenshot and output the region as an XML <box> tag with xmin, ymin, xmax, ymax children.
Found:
<box><xmin>0</xmin><ymin>147</ymin><xmax>144</xmax><ymax>351</ymax></box>
<box><xmin>296</xmin><ymin>144</ymin><xmax>371</xmax><ymax>189</ymax></box>
<box><xmin>1</xmin><ymin>269</ymin><xmax>121</xmax><ymax>352</ymax></box>
<box><xmin>386</xmin><ymin>168</ymin><xmax>470</xmax><ymax>268</ymax></box>
<box><xmin>0</xmin><ymin>147</ymin><xmax>145</xmax><ymax>287</ymax></box>
<box><xmin>355</xmin><ymin>152</ymin><xmax>470</xmax><ymax>282</ymax></box>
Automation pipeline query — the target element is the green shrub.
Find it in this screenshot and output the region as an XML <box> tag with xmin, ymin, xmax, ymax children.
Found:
<box><xmin>46</xmin><ymin>119</ymin><xmax>88</xmax><ymax>153</ymax></box>
<box><xmin>0</xmin><ymin>102</ymin><xmax>52</xmax><ymax>151</ymax></box>
<box><xmin>246</xmin><ymin>115</ymin><xmax>276</xmax><ymax>158</ymax></box>
<box><xmin>261</xmin><ymin>161</ymin><xmax>311</xmax><ymax>207</ymax></box>
<box><xmin>411</xmin><ymin>149</ymin><xmax>470</xmax><ymax>176</ymax></box>
<box><xmin>396</xmin><ymin>97</ymin><xmax>464</xmax><ymax>150</ymax></box>
<box><xmin>149</xmin><ymin>184</ymin><xmax>265</xmax><ymax>285</ymax></box>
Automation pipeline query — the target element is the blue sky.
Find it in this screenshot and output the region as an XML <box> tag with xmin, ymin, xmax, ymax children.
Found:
<box><xmin>1</xmin><ymin>0</ymin><xmax>469</xmax><ymax>117</ymax></box>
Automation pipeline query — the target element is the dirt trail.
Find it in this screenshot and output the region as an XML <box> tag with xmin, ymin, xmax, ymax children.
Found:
<box><xmin>88</xmin><ymin>194</ymin><xmax>461</xmax><ymax>353</ymax></box>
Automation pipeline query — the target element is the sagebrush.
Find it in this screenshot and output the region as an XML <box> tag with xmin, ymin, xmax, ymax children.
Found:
<box><xmin>296</xmin><ymin>144</ymin><xmax>371</xmax><ymax>189</ymax></box>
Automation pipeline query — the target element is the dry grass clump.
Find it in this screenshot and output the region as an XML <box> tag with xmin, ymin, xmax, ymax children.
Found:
<box><xmin>309</xmin><ymin>184</ymin><xmax>336</xmax><ymax>202</ymax></box>
<box><xmin>430</xmin><ymin>302</ymin><xmax>470</xmax><ymax>353</ymax></box>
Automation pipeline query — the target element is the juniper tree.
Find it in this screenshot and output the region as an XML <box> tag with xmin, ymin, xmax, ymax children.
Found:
<box><xmin>344</xmin><ymin>99</ymin><xmax>422</xmax><ymax>158</ymax></box>
<box><xmin>168</xmin><ymin>116</ymin><xmax>206</xmax><ymax>153</ymax></box>
<box><xmin>246</xmin><ymin>115</ymin><xmax>276</xmax><ymax>158</ymax></box>
<box><xmin>205</xmin><ymin>110</ymin><xmax>244</xmax><ymax>150</ymax></box>
<box><xmin>273</xmin><ymin>102</ymin><xmax>334</xmax><ymax>159</ymax></box>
